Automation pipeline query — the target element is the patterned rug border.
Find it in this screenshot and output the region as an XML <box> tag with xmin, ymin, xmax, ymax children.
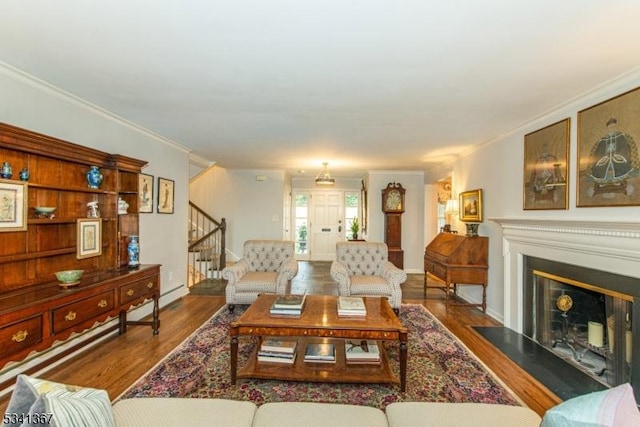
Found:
<box><xmin>118</xmin><ymin>303</ymin><xmax>523</xmax><ymax>408</ymax></box>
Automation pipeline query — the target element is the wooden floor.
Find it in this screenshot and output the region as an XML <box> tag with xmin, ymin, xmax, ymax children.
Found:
<box><xmin>0</xmin><ymin>262</ymin><xmax>561</xmax><ymax>416</ymax></box>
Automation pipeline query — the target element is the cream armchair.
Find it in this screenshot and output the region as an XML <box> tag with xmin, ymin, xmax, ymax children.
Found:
<box><xmin>222</xmin><ymin>240</ymin><xmax>298</xmax><ymax>311</ymax></box>
<box><xmin>330</xmin><ymin>241</ymin><xmax>407</xmax><ymax>313</ymax></box>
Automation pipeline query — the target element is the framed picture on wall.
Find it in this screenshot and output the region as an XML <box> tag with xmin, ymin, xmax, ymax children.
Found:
<box><xmin>523</xmin><ymin>118</ymin><xmax>570</xmax><ymax>210</ymax></box>
<box><xmin>577</xmin><ymin>86</ymin><xmax>640</xmax><ymax>207</ymax></box>
<box><xmin>459</xmin><ymin>189</ymin><xmax>483</xmax><ymax>222</ymax></box>
<box><xmin>0</xmin><ymin>179</ymin><xmax>27</xmax><ymax>232</ymax></box>
<box><xmin>77</xmin><ymin>218</ymin><xmax>102</xmax><ymax>259</ymax></box>
<box><xmin>138</xmin><ymin>173</ymin><xmax>154</xmax><ymax>213</ymax></box>
<box><xmin>157</xmin><ymin>177</ymin><xmax>175</xmax><ymax>214</ymax></box>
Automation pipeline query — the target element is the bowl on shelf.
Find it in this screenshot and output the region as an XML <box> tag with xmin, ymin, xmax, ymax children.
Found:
<box><xmin>55</xmin><ymin>270</ymin><xmax>84</xmax><ymax>287</ymax></box>
<box><xmin>34</xmin><ymin>207</ymin><xmax>57</xmax><ymax>218</ymax></box>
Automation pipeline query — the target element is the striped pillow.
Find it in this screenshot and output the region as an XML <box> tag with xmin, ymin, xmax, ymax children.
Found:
<box><xmin>3</xmin><ymin>375</ymin><xmax>115</xmax><ymax>427</ymax></box>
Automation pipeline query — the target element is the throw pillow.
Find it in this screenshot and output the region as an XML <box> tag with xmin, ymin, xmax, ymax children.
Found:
<box><xmin>2</xmin><ymin>374</ymin><xmax>115</xmax><ymax>427</ymax></box>
<box><xmin>541</xmin><ymin>383</ymin><xmax>640</xmax><ymax>427</ymax></box>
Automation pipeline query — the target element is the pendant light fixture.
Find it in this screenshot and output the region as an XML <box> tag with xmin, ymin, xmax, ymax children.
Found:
<box><xmin>315</xmin><ymin>162</ymin><xmax>335</xmax><ymax>185</ymax></box>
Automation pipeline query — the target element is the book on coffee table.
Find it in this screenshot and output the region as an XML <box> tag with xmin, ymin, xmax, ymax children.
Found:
<box><xmin>303</xmin><ymin>342</ymin><xmax>336</xmax><ymax>363</ymax></box>
<box><xmin>260</xmin><ymin>338</ymin><xmax>297</xmax><ymax>354</ymax></box>
<box><xmin>337</xmin><ymin>296</ymin><xmax>367</xmax><ymax>316</ymax></box>
<box><xmin>345</xmin><ymin>340</ymin><xmax>380</xmax><ymax>363</ymax></box>
<box><xmin>270</xmin><ymin>294</ymin><xmax>306</xmax><ymax>315</ymax></box>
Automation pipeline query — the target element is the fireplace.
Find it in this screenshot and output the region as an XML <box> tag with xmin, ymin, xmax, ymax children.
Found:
<box><xmin>523</xmin><ymin>256</ymin><xmax>636</xmax><ymax>389</ymax></box>
<box><xmin>492</xmin><ymin>218</ymin><xmax>640</xmax><ymax>402</ymax></box>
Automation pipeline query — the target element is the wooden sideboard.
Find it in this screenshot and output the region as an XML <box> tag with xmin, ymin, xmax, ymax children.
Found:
<box><xmin>0</xmin><ymin>265</ymin><xmax>160</xmax><ymax>369</ymax></box>
<box><xmin>0</xmin><ymin>122</ymin><xmax>160</xmax><ymax>373</ymax></box>
<box><xmin>423</xmin><ymin>232</ymin><xmax>489</xmax><ymax>312</ymax></box>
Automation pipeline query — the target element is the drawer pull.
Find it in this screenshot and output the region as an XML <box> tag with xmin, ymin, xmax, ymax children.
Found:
<box><xmin>12</xmin><ymin>330</ymin><xmax>28</xmax><ymax>343</ymax></box>
<box><xmin>127</xmin><ymin>289</ymin><xmax>135</xmax><ymax>296</ymax></box>
<box><xmin>97</xmin><ymin>299</ymin><xmax>108</xmax><ymax>308</ymax></box>
<box><xmin>147</xmin><ymin>282</ymin><xmax>154</xmax><ymax>289</ymax></box>
<box><xmin>65</xmin><ymin>311</ymin><xmax>77</xmax><ymax>321</ymax></box>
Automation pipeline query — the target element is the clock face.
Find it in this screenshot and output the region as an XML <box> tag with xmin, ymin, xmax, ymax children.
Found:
<box><xmin>386</xmin><ymin>189</ymin><xmax>402</xmax><ymax>211</ymax></box>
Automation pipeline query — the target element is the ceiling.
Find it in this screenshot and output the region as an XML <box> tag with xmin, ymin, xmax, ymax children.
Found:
<box><xmin>2</xmin><ymin>1</ymin><xmax>640</xmax><ymax>179</ymax></box>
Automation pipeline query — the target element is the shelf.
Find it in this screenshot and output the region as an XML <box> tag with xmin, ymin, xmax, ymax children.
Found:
<box><xmin>27</xmin><ymin>182</ymin><xmax>117</xmax><ymax>195</ymax></box>
<box><xmin>237</xmin><ymin>337</ymin><xmax>397</xmax><ymax>385</ymax></box>
<box><xmin>28</xmin><ymin>217</ymin><xmax>116</xmax><ymax>225</ymax></box>
<box><xmin>0</xmin><ymin>248</ymin><xmax>76</xmax><ymax>265</ymax></box>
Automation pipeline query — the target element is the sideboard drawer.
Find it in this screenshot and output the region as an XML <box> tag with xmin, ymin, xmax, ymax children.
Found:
<box><xmin>52</xmin><ymin>290</ymin><xmax>115</xmax><ymax>334</ymax></box>
<box><xmin>120</xmin><ymin>276</ymin><xmax>158</xmax><ymax>305</ymax></box>
<box><xmin>0</xmin><ymin>316</ymin><xmax>43</xmax><ymax>359</ymax></box>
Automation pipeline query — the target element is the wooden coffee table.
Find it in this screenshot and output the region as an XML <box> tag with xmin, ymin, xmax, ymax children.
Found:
<box><xmin>229</xmin><ymin>294</ymin><xmax>409</xmax><ymax>391</ymax></box>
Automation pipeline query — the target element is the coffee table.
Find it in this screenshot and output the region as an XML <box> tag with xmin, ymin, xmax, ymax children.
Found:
<box><xmin>229</xmin><ymin>294</ymin><xmax>409</xmax><ymax>391</ymax></box>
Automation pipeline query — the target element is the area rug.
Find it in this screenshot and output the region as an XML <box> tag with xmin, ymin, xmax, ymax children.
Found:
<box><xmin>120</xmin><ymin>304</ymin><xmax>520</xmax><ymax>409</ymax></box>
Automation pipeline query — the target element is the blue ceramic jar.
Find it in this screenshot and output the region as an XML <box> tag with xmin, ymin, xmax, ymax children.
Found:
<box><xmin>86</xmin><ymin>166</ymin><xmax>103</xmax><ymax>189</ymax></box>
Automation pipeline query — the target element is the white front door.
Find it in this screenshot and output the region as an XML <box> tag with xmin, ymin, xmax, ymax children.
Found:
<box><xmin>309</xmin><ymin>191</ymin><xmax>343</xmax><ymax>261</ymax></box>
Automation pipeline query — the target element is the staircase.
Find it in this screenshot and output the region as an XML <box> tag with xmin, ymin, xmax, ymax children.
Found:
<box><xmin>188</xmin><ymin>201</ymin><xmax>226</xmax><ymax>288</ymax></box>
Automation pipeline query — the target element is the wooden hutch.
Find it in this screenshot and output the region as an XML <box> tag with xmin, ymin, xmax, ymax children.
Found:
<box><xmin>424</xmin><ymin>232</ymin><xmax>489</xmax><ymax>312</ymax></box>
<box><xmin>0</xmin><ymin>123</ymin><xmax>160</xmax><ymax>375</ymax></box>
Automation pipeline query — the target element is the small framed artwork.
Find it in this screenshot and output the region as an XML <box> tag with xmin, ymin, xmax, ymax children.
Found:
<box><xmin>138</xmin><ymin>173</ymin><xmax>154</xmax><ymax>213</ymax></box>
<box><xmin>459</xmin><ymin>189</ymin><xmax>483</xmax><ymax>222</ymax></box>
<box><xmin>523</xmin><ymin>118</ymin><xmax>570</xmax><ymax>210</ymax></box>
<box><xmin>577</xmin><ymin>86</ymin><xmax>640</xmax><ymax>207</ymax></box>
<box><xmin>157</xmin><ymin>177</ymin><xmax>175</xmax><ymax>214</ymax></box>
<box><xmin>77</xmin><ymin>218</ymin><xmax>102</xmax><ymax>259</ymax></box>
<box><xmin>0</xmin><ymin>179</ymin><xmax>28</xmax><ymax>232</ymax></box>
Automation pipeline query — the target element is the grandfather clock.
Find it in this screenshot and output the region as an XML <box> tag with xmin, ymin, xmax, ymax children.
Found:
<box><xmin>381</xmin><ymin>182</ymin><xmax>405</xmax><ymax>269</ymax></box>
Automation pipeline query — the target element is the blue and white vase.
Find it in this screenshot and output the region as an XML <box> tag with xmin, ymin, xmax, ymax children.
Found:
<box><xmin>127</xmin><ymin>235</ymin><xmax>140</xmax><ymax>268</ymax></box>
<box><xmin>19</xmin><ymin>167</ymin><xmax>30</xmax><ymax>181</ymax></box>
<box><xmin>1</xmin><ymin>162</ymin><xmax>12</xmax><ymax>179</ymax></box>
<box><xmin>86</xmin><ymin>166</ymin><xmax>103</xmax><ymax>189</ymax></box>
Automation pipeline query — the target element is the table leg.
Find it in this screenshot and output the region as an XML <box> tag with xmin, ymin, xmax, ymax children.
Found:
<box><xmin>399</xmin><ymin>333</ymin><xmax>408</xmax><ymax>392</ymax></box>
<box><xmin>230</xmin><ymin>332</ymin><xmax>238</xmax><ymax>385</ymax></box>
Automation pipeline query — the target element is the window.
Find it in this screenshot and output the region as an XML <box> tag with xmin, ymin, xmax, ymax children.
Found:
<box><xmin>345</xmin><ymin>192</ymin><xmax>359</xmax><ymax>240</ymax></box>
<box><xmin>294</xmin><ymin>193</ymin><xmax>309</xmax><ymax>254</ymax></box>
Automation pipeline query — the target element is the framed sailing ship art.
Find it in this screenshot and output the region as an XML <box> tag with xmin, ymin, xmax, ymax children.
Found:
<box><xmin>523</xmin><ymin>118</ymin><xmax>570</xmax><ymax>210</ymax></box>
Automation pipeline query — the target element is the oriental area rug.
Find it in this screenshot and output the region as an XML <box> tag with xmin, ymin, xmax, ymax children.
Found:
<box><xmin>120</xmin><ymin>304</ymin><xmax>520</xmax><ymax>410</ymax></box>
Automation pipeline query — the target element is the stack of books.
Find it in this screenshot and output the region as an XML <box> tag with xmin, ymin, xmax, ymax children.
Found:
<box><xmin>257</xmin><ymin>338</ymin><xmax>298</xmax><ymax>364</ymax></box>
<box><xmin>337</xmin><ymin>296</ymin><xmax>367</xmax><ymax>317</ymax></box>
<box><xmin>344</xmin><ymin>340</ymin><xmax>380</xmax><ymax>364</ymax></box>
<box><xmin>303</xmin><ymin>342</ymin><xmax>336</xmax><ymax>363</ymax></box>
<box><xmin>270</xmin><ymin>294</ymin><xmax>306</xmax><ymax>316</ymax></box>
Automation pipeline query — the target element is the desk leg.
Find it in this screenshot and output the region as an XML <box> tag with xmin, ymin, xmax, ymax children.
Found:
<box><xmin>399</xmin><ymin>333</ymin><xmax>408</xmax><ymax>392</ymax></box>
<box><xmin>230</xmin><ymin>329</ymin><xmax>238</xmax><ymax>385</ymax></box>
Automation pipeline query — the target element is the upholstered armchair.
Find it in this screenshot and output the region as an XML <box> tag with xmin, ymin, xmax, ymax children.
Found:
<box><xmin>330</xmin><ymin>241</ymin><xmax>407</xmax><ymax>312</ymax></box>
<box><xmin>222</xmin><ymin>240</ymin><xmax>298</xmax><ymax>311</ymax></box>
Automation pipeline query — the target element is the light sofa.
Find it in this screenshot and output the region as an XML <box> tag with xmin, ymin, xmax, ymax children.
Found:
<box><xmin>111</xmin><ymin>398</ymin><xmax>542</xmax><ymax>427</ymax></box>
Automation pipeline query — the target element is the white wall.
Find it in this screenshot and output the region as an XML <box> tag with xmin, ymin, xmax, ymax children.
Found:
<box><xmin>425</xmin><ymin>68</ymin><xmax>640</xmax><ymax>322</ymax></box>
<box><xmin>190</xmin><ymin>166</ymin><xmax>287</xmax><ymax>259</ymax></box>
<box><xmin>0</xmin><ymin>63</ymin><xmax>190</xmax><ymax>307</ymax></box>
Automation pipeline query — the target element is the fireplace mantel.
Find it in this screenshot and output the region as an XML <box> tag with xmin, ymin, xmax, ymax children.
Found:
<box><xmin>490</xmin><ymin>217</ymin><xmax>640</xmax><ymax>332</ymax></box>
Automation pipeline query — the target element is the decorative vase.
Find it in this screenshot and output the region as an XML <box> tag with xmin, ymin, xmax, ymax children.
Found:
<box><xmin>118</xmin><ymin>197</ymin><xmax>129</xmax><ymax>214</ymax></box>
<box><xmin>1</xmin><ymin>161</ymin><xmax>12</xmax><ymax>179</ymax></box>
<box><xmin>127</xmin><ymin>235</ymin><xmax>140</xmax><ymax>268</ymax></box>
<box><xmin>19</xmin><ymin>167</ymin><xmax>29</xmax><ymax>181</ymax></box>
<box><xmin>86</xmin><ymin>166</ymin><xmax>103</xmax><ymax>189</ymax></box>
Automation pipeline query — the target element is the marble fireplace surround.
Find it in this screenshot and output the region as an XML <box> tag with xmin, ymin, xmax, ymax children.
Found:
<box><xmin>490</xmin><ymin>218</ymin><xmax>640</xmax><ymax>333</ymax></box>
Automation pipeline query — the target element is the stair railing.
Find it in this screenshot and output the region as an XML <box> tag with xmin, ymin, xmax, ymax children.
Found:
<box><xmin>188</xmin><ymin>201</ymin><xmax>226</xmax><ymax>287</ymax></box>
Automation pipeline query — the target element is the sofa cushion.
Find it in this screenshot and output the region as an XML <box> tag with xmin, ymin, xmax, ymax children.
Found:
<box><xmin>112</xmin><ymin>398</ymin><xmax>257</xmax><ymax>427</ymax></box>
<box><xmin>3</xmin><ymin>374</ymin><xmax>115</xmax><ymax>427</ymax></box>
<box><xmin>252</xmin><ymin>402</ymin><xmax>389</xmax><ymax>427</ymax></box>
<box><xmin>540</xmin><ymin>383</ymin><xmax>640</xmax><ymax>427</ymax></box>
<box><xmin>385</xmin><ymin>402</ymin><xmax>541</xmax><ymax>427</ymax></box>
